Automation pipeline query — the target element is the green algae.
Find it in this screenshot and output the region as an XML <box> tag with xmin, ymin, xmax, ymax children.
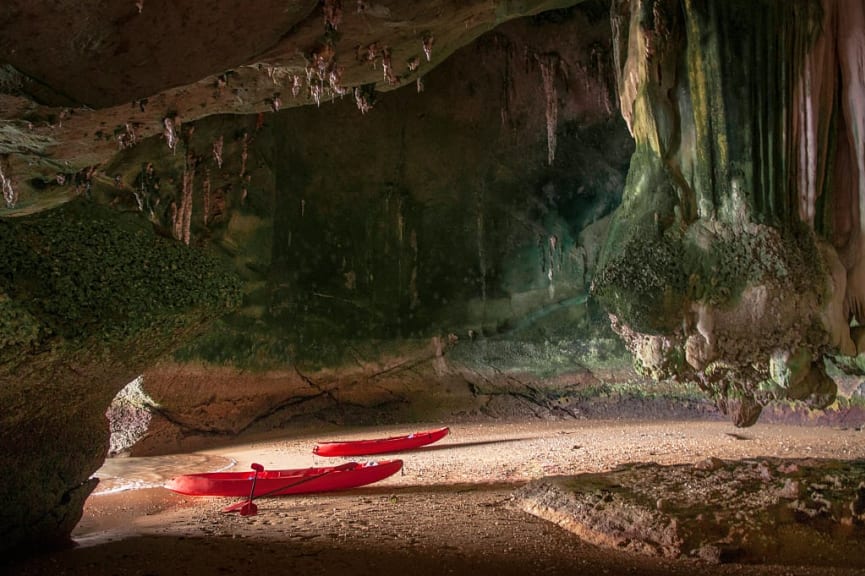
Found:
<box><xmin>0</xmin><ymin>199</ymin><xmax>242</xmax><ymax>370</ymax></box>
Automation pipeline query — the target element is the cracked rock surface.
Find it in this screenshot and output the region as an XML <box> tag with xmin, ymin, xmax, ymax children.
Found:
<box><xmin>518</xmin><ymin>458</ymin><xmax>865</xmax><ymax>567</ymax></box>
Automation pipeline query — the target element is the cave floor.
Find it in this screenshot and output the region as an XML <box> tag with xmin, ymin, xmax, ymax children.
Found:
<box><xmin>8</xmin><ymin>419</ymin><xmax>865</xmax><ymax>576</ymax></box>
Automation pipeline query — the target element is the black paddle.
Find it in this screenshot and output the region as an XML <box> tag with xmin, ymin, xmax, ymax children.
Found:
<box><xmin>222</xmin><ymin>462</ymin><xmax>357</xmax><ymax>514</ymax></box>
<box><xmin>240</xmin><ymin>462</ymin><xmax>264</xmax><ymax>516</ymax></box>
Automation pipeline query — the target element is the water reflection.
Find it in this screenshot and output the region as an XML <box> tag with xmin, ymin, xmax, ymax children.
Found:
<box><xmin>92</xmin><ymin>453</ymin><xmax>235</xmax><ymax>494</ymax></box>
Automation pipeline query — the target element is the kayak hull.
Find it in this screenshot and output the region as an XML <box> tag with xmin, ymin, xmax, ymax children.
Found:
<box><xmin>313</xmin><ymin>426</ymin><xmax>449</xmax><ymax>457</ymax></box>
<box><xmin>165</xmin><ymin>459</ymin><xmax>402</xmax><ymax>497</ymax></box>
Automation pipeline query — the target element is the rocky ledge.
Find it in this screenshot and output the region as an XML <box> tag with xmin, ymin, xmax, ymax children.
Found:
<box><xmin>517</xmin><ymin>457</ymin><xmax>865</xmax><ymax>567</ymax></box>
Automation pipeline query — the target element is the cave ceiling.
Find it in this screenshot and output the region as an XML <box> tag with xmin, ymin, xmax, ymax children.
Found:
<box><xmin>0</xmin><ymin>0</ymin><xmax>582</xmax><ymax>204</ymax></box>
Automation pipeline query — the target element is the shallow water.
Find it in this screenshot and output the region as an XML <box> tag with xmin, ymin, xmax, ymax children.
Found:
<box><xmin>91</xmin><ymin>453</ymin><xmax>235</xmax><ymax>494</ymax></box>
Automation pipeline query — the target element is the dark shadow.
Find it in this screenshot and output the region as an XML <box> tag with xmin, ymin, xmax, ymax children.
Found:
<box><xmin>6</xmin><ymin>532</ymin><xmax>705</xmax><ymax>576</ymax></box>
<box><xmin>327</xmin><ymin>436</ymin><xmax>537</xmax><ymax>456</ymax></box>
<box><xmin>248</xmin><ymin>480</ymin><xmax>529</xmax><ymax>503</ymax></box>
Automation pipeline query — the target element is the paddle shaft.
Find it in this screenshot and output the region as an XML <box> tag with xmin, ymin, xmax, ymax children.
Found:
<box><xmin>239</xmin><ymin>463</ymin><xmax>265</xmax><ymax>516</ymax></box>
<box><xmin>222</xmin><ymin>462</ymin><xmax>356</xmax><ymax>513</ymax></box>
<box><xmin>247</xmin><ymin>467</ymin><xmax>261</xmax><ymax>502</ymax></box>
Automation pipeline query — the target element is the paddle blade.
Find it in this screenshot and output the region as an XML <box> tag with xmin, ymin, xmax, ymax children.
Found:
<box><xmin>240</xmin><ymin>502</ymin><xmax>258</xmax><ymax>516</ymax></box>
<box><xmin>221</xmin><ymin>500</ymin><xmax>247</xmax><ymax>513</ymax></box>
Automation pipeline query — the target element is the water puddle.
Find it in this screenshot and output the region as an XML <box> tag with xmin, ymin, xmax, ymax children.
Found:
<box><xmin>91</xmin><ymin>453</ymin><xmax>235</xmax><ymax>494</ymax></box>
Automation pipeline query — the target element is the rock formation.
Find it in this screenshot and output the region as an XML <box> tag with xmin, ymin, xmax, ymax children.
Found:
<box><xmin>0</xmin><ymin>201</ymin><xmax>241</xmax><ymax>554</ymax></box>
<box><xmin>518</xmin><ymin>458</ymin><xmax>865</xmax><ymax>565</ymax></box>
<box><xmin>593</xmin><ymin>0</ymin><xmax>865</xmax><ymax>426</ymax></box>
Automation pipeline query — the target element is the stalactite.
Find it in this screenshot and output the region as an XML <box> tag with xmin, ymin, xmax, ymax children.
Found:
<box><xmin>310</xmin><ymin>82</ymin><xmax>322</xmax><ymax>107</ymax></box>
<box><xmin>834</xmin><ymin>0</ymin><xmax>865</xmax><ymax>323</ymax></box>
<box><xmin>179</xmin><ymin>154</ymin><xmax>195</xmax><ymax>245</ymax></box>
<box><xmin>354</xmin><ymin>85</ymin><xmax>374</xmax><ymax>113</ymax></box>
<box><xmin>0</xmin><ymin>157</ymin><xmax>17</xmax><ymax>208</ymax></box>
<box><xmin>328</xmin><ymin>67</ymin><xmax>347</xmax><ymax>96</ymax></box>
<box><xmin>323</xmin><ymin>0</ymin><xmax>342</xmax><ymax>32</ymax></box>
<box><xmin>409</xmin><ymin>229</ymin><xmax>419</xmax><ymax>310</ymax></box>
<box><xmin>590</xmin><ymin>43</ymin><xmax>613</xmax><ymax>115</ymax></box>
<box><xmin>422</xmin><ymin>33</ymin><xmax>434</xmax><ymax>62</ymax></box>
<box><xmin>396</xmin><ymin>194</ymin><xmax>404</xmax><ymax>313</ymax></box>
<box><xmin>381</xmin><ymin>47</ymin><xmax>397</xmax><ymax>85</ymax></box>
<box><xmin>163</xmin><ymin>116</ymin><xmax>178</xmax><ymax>154</ymax></box>
<box><xmin>683</xmin><ymin>0</ymin><xmax>724</xmax><ymax>219</ymax></box>
<box><xmin>548</xmin><ymin>234</ymin><xmax>559</xmax><ymax>299</ymax></box>
<box><xmin>133</xmin><ymin>179</ymin><xmax>144</xmax><ymax>212</ymax></box>
<box><xmin>203</xmin><ymin>167</ymin><xmax>211</xmax><ymax>226</ymax></box>
<box><xmin>610</xmin><ymin>0</ymin><xmax>629</xmax><ymax>119</ymax></box>
<box><xmin>797</xmin><ymin>60</ymin><xmax>818</xmax><ymax>226</ymax></box>
<box><xmin>116</xmin><ymin>122</ymin><xmax>137</xmax><ymax>150</ymax></box>
<box><xmin>498</xmin><ymin>35</ymin><xmax>516</xmax><ymax>129</ymax></box>
<box><xmin>212</xmin><ymin>135</ymin><xmax>223</xmax><ymax>169</ymax></box>
<box><xmin>476</xmin><ymin>180</ymin><xmax>487</xmax><ymax>305</ymax></box>
<box><xmin>170</xmin><ymin>201</ymin><xmax>179</xmax><ymax>240</ymax></box>
<box><xmin>239</xmin><ymin>132</ymin><xmax>249</xmax><ymax>177</ymax></box>
<box><xmin>536</xmin><ymin>53</ymin><xmax>559</xmax><ymax>166</ymax></box>
<box><xmin>837</xmin><ymin>0</ymin><xmax>865</xmax><ymax>236</ymax></box>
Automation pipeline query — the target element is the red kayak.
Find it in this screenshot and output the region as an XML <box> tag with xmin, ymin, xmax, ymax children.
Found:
<box><xmin>313</xmin><ymin>426</ymin><xmax>450</xmax><ymax>457</ymax></box>
<box><xmin>165</xmin><ymin>459</ymin><xmax>402</xmax><ymax>497</ymax></box>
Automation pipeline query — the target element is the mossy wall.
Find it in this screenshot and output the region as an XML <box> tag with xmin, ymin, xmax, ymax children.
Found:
<box><xmin>0</xmin><ymin>200</ymin><xmax>241</xmax><ymax>553</ymax></box>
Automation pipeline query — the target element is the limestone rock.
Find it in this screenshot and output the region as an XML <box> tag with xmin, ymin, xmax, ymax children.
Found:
<box><xmin>594</xmin><ymin>0</ymin><xmax>865</xmax><ymax>426</ymax></box>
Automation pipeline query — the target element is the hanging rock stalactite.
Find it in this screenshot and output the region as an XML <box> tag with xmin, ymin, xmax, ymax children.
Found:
<box><xmin>0</xmin><ymin>156</ymin><xmax>16</xmax><ymax>208</ymax></box>
<box><xmin>537</xmin><ymin>53</ymin><xmax>561</xmax><ymax>166</ymax></box>
<box><xmin>594</xmin><ymin>0</ymin><xmax>865</xmax><ymax>426</ymax></box>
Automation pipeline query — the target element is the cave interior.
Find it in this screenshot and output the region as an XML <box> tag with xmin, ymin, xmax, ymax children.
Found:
<box><xmin>1</xmin><ymin>0</ymin><xmax>865</xmax><ymax>570</ymax></box>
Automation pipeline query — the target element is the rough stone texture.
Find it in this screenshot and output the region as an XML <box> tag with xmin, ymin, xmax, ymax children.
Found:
<box><xmin>134</xmin><ymin>357</ymin><xmax>725</xmax><ymax>456</ymax></box>
<box><xmin>593</xmin><ymin>0</ymin><xmax>865</xmax><ymax>425</ymax></box>
<box><xmin>0</xmin><ymin>0</ymin><xmax>580</xmax><ymax>207</ymax></box>
<box><xmin>517</xmin><ymin>458</ymin><xmax>865</xmax><ymax>567</ymax></box>
<box><xmin>0</xmin><ymin>202</ymin><xmax>241</xmax><ymax>555</ymax></box>
<box><xmin>106</xmin><ymin>376</ymin><xmax>155</xmax><ymax>456</ymax></box>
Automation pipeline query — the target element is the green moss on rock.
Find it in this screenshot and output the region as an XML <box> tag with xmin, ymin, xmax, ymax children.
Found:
<box><xmin>0</xmin><ymin>198</ymin><xmax>242</xmax><ymax>368</ymax></box>
<box><xmin>593</xmin><ymin>227</ymin><xmax>685</xmax><ymax>335</ymax></box>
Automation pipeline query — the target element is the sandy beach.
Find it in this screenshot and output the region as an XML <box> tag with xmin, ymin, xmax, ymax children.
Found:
<box><xmin>8</xmin><ymin>418</ymin><xmax>865</xmax><ymax>576</ymax></box>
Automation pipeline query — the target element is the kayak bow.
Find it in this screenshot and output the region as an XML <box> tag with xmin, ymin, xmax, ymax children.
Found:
<box><xmin>313</xmin><ymin>426</ymin><xmax>450</xmax><ymax>457</ymax></box>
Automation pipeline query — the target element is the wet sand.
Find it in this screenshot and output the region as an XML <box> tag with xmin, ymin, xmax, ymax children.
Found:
<box><xmin>8</xmin><ymin>419</ymin><xmax>865</xmax><ymax>576</ymax></box>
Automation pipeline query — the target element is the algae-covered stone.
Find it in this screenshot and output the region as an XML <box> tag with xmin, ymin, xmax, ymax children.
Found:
<box><xmin>596</xmin><ymin>0</ymin><xmax>860</xmax><ymax>426</ymax></box>
<box><xmin>769</xmin><ymin>348</ymin><xmax>812</xmax><ymax>392</ymax></box>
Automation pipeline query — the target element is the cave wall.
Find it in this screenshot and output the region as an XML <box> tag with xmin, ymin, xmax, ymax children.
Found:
<box><xmin>133</xmin><ymin>6</ymin><xmax>636</xmax><ymax>448</ymax></box>
<box><xmin>253</xmin><ymin>10</ymin><xmax>627</xmax><ymax>355</ymax></box>
<box><xmin>0</xmin><ymin>201</ymin><xmax>241</xmax><ymax>554</ymax></box>
<box><xmin>594</xmin><ymin>0</ymin><xmax>865</xmax><ymax>426</ymax></box>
